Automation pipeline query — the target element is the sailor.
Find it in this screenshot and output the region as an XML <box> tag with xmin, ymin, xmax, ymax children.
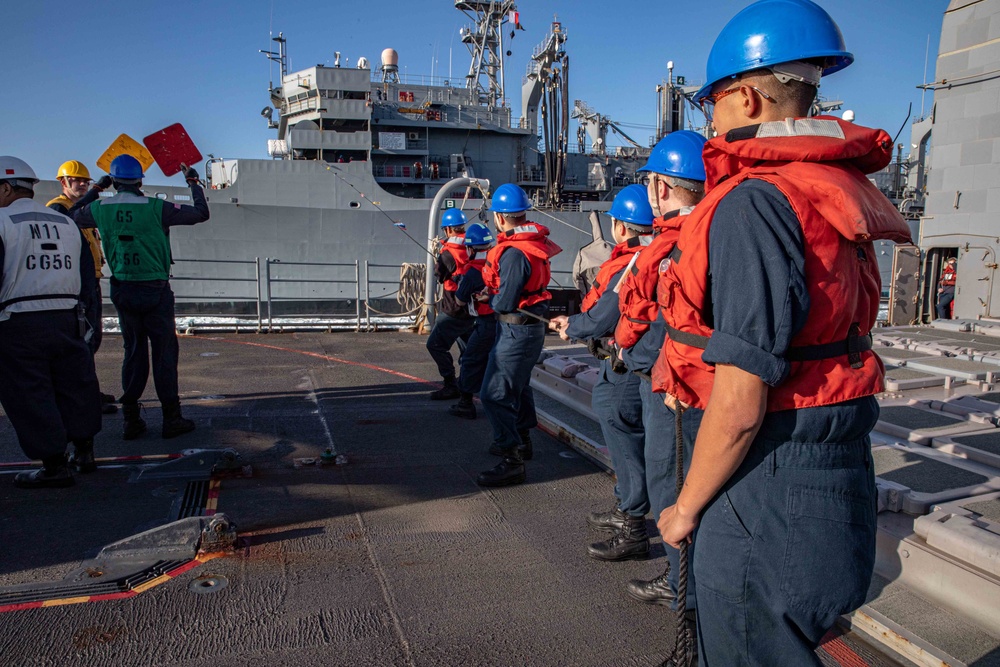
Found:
<box><xmin>937</xmin><ymin>256</ymin><xmax>957</xmax><ymax>319</ymax></box>
<box><xmin>447</xmin><ymin>222</ymin><xmax>498</xmax><ymax>420</ymax></box>
<box><xmin>610</xmin><ymin>131</ymin><xmax>707</xmax><ymax>606</ymax></box>
<box><xmin>476</xmin><ymin>184</ymin><xmax>560</xmax><ymax>487</ymax></box>
<box><xmin>548</xmin><ymin>185</ymin><xmax>655</xmax><ymax>561</ymax></box>
<box><xmin>653</xmin><ymin>1</ymin><xmax>912</xmax><ymax>664</ymax></box>
<box><xmin>425</xmin><ymin>207</ymin><xmax>476</xmax><ymax>400</ymax></box>
<box><xmin>48</xmin><ymin>160</ymin><xmax>117</xmax><ymax>415</ymax></box>
<box><xmin>0</xmin><ymin>156</ymin><xmax>102</xmax><ymax>487</ymax></box>
<box><xmin>72</xmin><ymin>154</ymin><xmax>210</xmax><ymax>440</ymax></box>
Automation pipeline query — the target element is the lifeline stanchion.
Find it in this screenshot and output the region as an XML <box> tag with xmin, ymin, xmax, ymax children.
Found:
<box><xmin>660</xmin><ymin>404</ymin><xmax>693</xmax><ymax>667</ymax></box>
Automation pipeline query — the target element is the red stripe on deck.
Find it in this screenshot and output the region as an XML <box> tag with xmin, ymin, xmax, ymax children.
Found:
<box><xmin>819</xmin><ymin>630</ymin><xmax>869</xmax><ymax>667</ymax></box>
<box><xmin>209</xmin><ymin>338</ymin><xmax>437</xmax><ymax>386</ymax></box>
<box><xmin>0</xmin><ymin>601</ymin><xmax>45</xmax><ymax>613</ymax></box>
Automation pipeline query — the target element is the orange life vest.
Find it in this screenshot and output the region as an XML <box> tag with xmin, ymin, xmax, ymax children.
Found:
<box><xmin>482</xmin><ymin>222</ymin><xmax>561</xmax><ymax>309</ymax></box>
<box><xmin>453</xmin><ymin>257</ymin><xmax>494</xmax><ymax>316</ymax></box>
<box><xmin>614</xmin><ymin>210</ymin><xmax>688</xmax><ymax>350</ymax></box>
<box><xmin>940</xmin><ymin>266</ymin><xmax>957</xmax><ymax>288</ymax></box>
<box><xmin>652</xmin><ymin>117</ymin><xmax>912</xmax><ymax>411</ymax></box>
<box><xmin>439</xmin><ymin>235</ymin><xmax>469</xmax><ymax>292</ymax></box>
<box><xmin>579</xmin><ymin>235</ymin><xmax>651</xmax><ymax>312</ymax></box>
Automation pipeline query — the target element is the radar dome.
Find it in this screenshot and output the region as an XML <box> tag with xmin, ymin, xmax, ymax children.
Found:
<box><xmin>357</xmin><ymin>57</ymin><xmax>370</xmax><ymax>69</ymax></box>
<box><xmin>381</xmin><ymin>49</ymin><xmax>399</xmax><ymax>67</ymax></box>
<box><xmin>842</xmin><ymin>109</ymin><xmax>856</xmax><ymax>123</ymax></box>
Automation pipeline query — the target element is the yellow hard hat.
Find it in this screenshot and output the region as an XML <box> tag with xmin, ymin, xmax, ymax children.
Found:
<box><xmin>56</xmin><ymin>160</ymin><xmax>91</xmax><ymax>180</ymax></box>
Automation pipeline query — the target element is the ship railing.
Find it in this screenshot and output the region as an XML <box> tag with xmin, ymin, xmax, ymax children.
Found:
<box><xmin>152</xmin><ymin>258</ymin><xmax>263</xmax><ymax>332</ymax></box>
<box><xmin>264</xmin><ymin>259</ymin><xmax>363</xmax><ymax>333</ymax></box>
<box><xmin>98</xmin><ymin>258</ymin><xmax>577</xmax><ymax>333</ymax></box>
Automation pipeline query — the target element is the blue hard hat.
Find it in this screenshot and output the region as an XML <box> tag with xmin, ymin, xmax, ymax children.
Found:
<box><xmin>463</xmin><ymin>222</ymin><xmax>495</xmax><ymax>248</ymax></box>
<box><xmin>440</xmin><ymin>208</ymin><xmax>468</xmax><ymax>229</ymax></box>
<box><xmin>694</xmin><ymin>0</ymin><xmax>853</xmax><ymax>103</ymax></box>
<box><xmin>109</xmin><ymin>154</ymin><xmax>144</xmax><ymax>180</ymax></box>
<box><xmin>638</xmin><ymin>131</ymin><xmax>708</xmax><ymax>182</ymax></box>
<box><xmin>609</xmin><ymin>185</ymin><xmax>655</xmax><ymax>228</ymax></box>
<box><xmin>489</xmin><ymin>183</ymin><xmax>531</xmax><ymax>213</ymax></box>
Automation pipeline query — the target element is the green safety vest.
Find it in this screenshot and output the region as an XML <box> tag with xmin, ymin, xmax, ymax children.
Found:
<box><xmin>89</xmin><ymin>194</ymin><xmax>171</xmax><ymax>281</ymax></box>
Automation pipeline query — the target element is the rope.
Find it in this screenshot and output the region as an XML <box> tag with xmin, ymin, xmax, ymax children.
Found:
<box><xmin>397</xmin><ymin>263</ymin><xmax>426</xmax><ymax>312</ymax></box>
<box><xmin>660</xmin><ymin>404</ymin><xmax>693</xmax><ymax>667</ymax></box>
<box><xmin>362</xmin><ymin>263</ymin><xmax>426</xmax><ymax>320</ymax></box>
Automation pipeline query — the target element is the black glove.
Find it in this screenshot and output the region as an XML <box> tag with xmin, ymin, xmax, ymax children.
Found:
<box><xmin>184</xmin><ymin>167</ymin><xmax>199</xmax><ymax>184</ymax></box>
<box><xmin>95</xmin><ymin>175</ymin><xmax>113</xmax><ymax>190</ymax></box>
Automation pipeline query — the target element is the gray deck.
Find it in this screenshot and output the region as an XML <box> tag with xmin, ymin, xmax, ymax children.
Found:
<box><xmin>0</xmin><ymin>332</ymin><xmax>680</xmax><ymax>667</ymax></box>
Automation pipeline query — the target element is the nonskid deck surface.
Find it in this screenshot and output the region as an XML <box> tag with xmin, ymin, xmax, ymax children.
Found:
<box><xmin>0</xmin><ymin>332</ymin><xmax>687</xmax><ymax>667</ymax></box>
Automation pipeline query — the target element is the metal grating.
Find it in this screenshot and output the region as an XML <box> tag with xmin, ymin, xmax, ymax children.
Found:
<box><xmin>878</xmin><ymin>406</ymin><xmax>964</xmax><ymax>430</ymax></box>
<box><xmin>873</xmin><ymin>448</ymin><xmax>989</xmax><ymax>493</ymax></box>
<box><xmin>877</xmin><ymin>349</ymin><xmax>939</xmax><ymax>360</ymax></box>
<box><xmin>950</xmin><ymin>432</ymin><xmax>1000</xmax><ymax>457</ymax></box>
<box><xmin>961</xmin><ymin>498</ymin><xmax>1000</xmax><ymax>523</ymax></box>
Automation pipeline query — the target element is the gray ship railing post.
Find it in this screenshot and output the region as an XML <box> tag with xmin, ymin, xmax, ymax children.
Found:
<box><xmin>425</xmin><ymin>177</ymin><xmax>490</xmax><ymax>329</ymax></box>
<box><xmin>364</xmin><ymin>260</ymin><xmax>371</xmax><ymax>332</ymax></box>
<box><xmin>255</xmin><ymin>257</ymin><xmax>263</xmax><ymax>333</ymax></box>
<box><xmin>354</xmin><ymin>259</ymin><xmax>361</xmax><ymax>333</ymax></box>
<box><xmin>265</xmin><ymin>258</ymin><xmax>273</xmax><ymax>333</ymax></box>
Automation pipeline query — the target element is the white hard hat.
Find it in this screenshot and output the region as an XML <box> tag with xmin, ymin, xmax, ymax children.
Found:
<box><xmin>0</xmin><ymin>156</ymin><xmax>39</xmax><ymax>188</ymax></box>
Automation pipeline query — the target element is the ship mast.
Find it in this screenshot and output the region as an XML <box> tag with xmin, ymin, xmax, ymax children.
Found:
<box><xmin>456</xmin><ymin>1</ymin><xmax>520</xmax><ymax>107</ymax></box>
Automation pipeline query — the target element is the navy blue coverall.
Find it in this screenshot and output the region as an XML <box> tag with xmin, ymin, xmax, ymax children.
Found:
<box><xmin>621</xmin><ymin>314</ymin><xmax>701</xmax><ymax>610</ymax></box>
<box><xmin>0</xmin><ymin>208</ymin><xmax>101</xmax><ymax>462</ymax></box>
<box><xmin>454</xmin><ymin>263</ymin><xmax>496</xmax><ymax>395</ymax></box>
<box><xmin>686</xmin><ymin>180</ymin><xmax>878</xmax><ymax>666</ymax></box>
<box><xmin>565</xmin><ymin>267</ymin><xmax>648</xmax><ymax>518</ymax></box>
<box><xmin>426</xmin><ymin>246</ymin><xmax>475</xmax><ymax>382</ymax></box>
<box><xmin>479</xmin><ymin>249</ymin><xmax>545</xmax><ymax>452</ymax></box>
<box><xmin>72</xmin><ymin>184</ymin><xmax>209</xmax><ymax>405</ymax></box>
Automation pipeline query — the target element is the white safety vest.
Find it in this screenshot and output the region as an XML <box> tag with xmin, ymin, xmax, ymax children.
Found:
<box><xmin>0</xmin><ymin>198</ymin><xmax>82</xmax><ymax>322</ymax></box>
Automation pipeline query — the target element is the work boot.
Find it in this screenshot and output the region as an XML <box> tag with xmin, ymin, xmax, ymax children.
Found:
<box><xmin>13</xmin><ymin>456</ymin><xmax>75</xmax><ymax>489</ymax></box>
<box><xmin>588</xmin><ymin>515</ymin><xmax>649</xmax><ymax>561</ymax></box>
<box><xmin>161</xmin><ymin>400</ymin><xmax>196</xmax><ymax>439</ymax></box>
<box><xmin>101</xmin><ymin>392</ymin><xmax>118</xmax><ymax>415</ymax></box>
<box><xmin>587</xmin><ymin>506</ymin><xmax>628</xmax><ymax>533</ymax></box>
<box><xmin>68</xmin><ymin>439</ymin><xmax>97</xmax><ymax>474</ymax></box>
<box><xmin>429</xmin><ymin>377</ymin><xmax>461</xmax><ymax>401</ymax></box>
<box><xmin>122</xmin><ymin>402</ymin><xmax>147</xmax><ymax>440</ymax></box>
<box><xmin>626</xmin><ymin>570</ymin><xmax>676</xmax><ymax>606</ymax></box>
<box><xmin>489</xmin><ymin>434</ymin><xmax>533</xmax><ymax>460</ymax></box>
<box><xmin>448</xmin><ymin>393</ymin><xmax>476</xmax><ymax>419</ymax></box>
<box><xmin>477</xmin><ymin>451</ymin><xmax>525</xmax><ymax>487</ymax></box>
<box><xmin>517</xmin><ymin>429</ymin><xmax>534</xmax><ymax>461</ymax></box>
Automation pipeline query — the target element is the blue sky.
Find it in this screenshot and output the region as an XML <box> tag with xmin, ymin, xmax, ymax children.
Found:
<box><xmin>5</xmin><ymin>0</ymin><xmax>948</xmax><ymax>185</ymax></box>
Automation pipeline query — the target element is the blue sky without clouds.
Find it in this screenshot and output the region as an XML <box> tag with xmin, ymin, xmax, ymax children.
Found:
<box><xmin>4</xmin><ymin>0</ymin><xmax>949</xmax><ymax>185</ymax></box>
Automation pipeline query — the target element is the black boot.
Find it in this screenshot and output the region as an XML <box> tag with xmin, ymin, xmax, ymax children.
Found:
<box><xmin>626</xmin><ymin>570</ymin><xmax>676</xmax><ymax>605</ymax></box>
<box><xmin>161</xmin><ymin>400</ymin><xmax>196</xmax><ymax>439</ymax></box>
<box><xmin>517</xmin><ymin>429</ymin><xmax>534</xmax><ymax>461</ymax></box>
<box><xmin>587</xmin><ymin>506</ymin><xmax>628</xmax><ymax>533</ymax></box>
<box><xmin>448</xmin><ymin>393</ymin><xmax>476</xmax><ymax>419</ymax></box>
<box><xmin>122</xmin><ymin>402</ymin><xmax>147</xmax><ymax>440</ymax></box>
<box><xmin>477</xmin><ymin>451</ymin><xmax>525</xmax><ymax>487</ymax></box>
<box><xmin>13</xmin><ymin>456</ymin><xmax>75</xmax><ymax>489</ymax></box>
<box><xmin>68</xmin><ymin>439</ymin><xmax>97</xmax><ymax>474</ymax></box>
<box><xmin>429</xmin><ymin>377</ymin><xmax>460</xmax><ymax>400</ymax></box>
<box><xmin>588</xmin><ymin>515</ymin><xmax>649</xmax><ymax>561</ymax></box>
<box><xmin>101</xmin><ymin>392</ymin><xmax>118</xmax><ymax>415</ymax></box>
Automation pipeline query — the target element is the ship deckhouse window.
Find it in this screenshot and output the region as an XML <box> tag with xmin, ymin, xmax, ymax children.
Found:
<box><xmin>350</xmin><ymin>201</ymin><xmax>361</xmax><ymax>209</ymax></box>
